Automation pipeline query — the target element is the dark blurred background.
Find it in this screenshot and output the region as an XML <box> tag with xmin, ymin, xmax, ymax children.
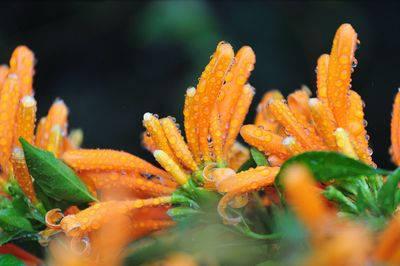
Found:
<box><xmin>0</xmin><ymin>1</ymin><xmax>398</xmax><ymax>168</ymax></box>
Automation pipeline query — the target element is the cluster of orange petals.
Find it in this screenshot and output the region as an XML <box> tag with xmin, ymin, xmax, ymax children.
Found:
<box><xmin>242</xmin><ymin>24</ymin><xmax>374</xmax><ymax>168</ymax></box>
<box><xmin>4</xmin><ymin>22</ymin><xmax>400</xmax><ymax>266</ymax></box>
<box><xmin>0</xmin><ymin>46</ymin><xmax>80</xmax><ymax>203</ymax></box>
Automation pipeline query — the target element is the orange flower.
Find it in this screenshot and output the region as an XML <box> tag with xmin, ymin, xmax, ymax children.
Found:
<box><xmin>243</xmin><ymin>23</ymin><xmax>373</xmax><ymax>166</ymax></box>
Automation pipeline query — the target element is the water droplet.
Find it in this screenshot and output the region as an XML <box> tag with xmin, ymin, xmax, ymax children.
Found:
<box><xmin>367</xmin><ymin>147</ymin><xmax>373</xmax><ymax>156</ymax></box>
<box><xmin>365</xmin><ymin>134</ymin><xmax>370</xmax><ymax>141</ymax></box>
<box><xmin>363</xmin><ymin>119</ymin><xmax>368</xmax><ymax>127</ymax></box>
<box><xmin>352</xmin><ymin>58</ymin><xmax>358</xmax><ymax>68</ymax></box>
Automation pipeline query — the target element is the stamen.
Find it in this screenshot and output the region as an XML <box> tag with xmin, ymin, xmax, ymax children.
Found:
<box><xmin>153</xmin><ymin>150</ymin><xmax>189</xmax><ymax>186</ymax></box>
<box><xmin>334</xmin><ymin>128</ymin><xmax>358</xmax><ymax>159</ymax></box>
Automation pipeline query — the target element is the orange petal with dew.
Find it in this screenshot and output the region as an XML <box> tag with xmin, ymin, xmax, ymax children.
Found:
<box><xmin>327</xmin><ymin>23</ymin><xmax>357</xmax><ymax>128</ymax></box>
<box><xmin>240</xmin><ymin>124</ymin><xmax>290</xmax><ymax>159</ymax></box>
<box><xmin>78</xmin><ymin>171</ymin><xmax>175</xmax><ymax>197</ymax></box>
<box><xmin>160</xmin><ymin>117</ymin><xmax>198</xmax><ymax>172</ymax></box>
<box><xmin>0</xmin><ymin>65</ymin><xmax>9</xmax><ymax>91</ymax></box>
<box><xmin>346</xmin><ymin>90</ymin><xmax>373</xmax><ymax>165</ymax></box>
<box><xmin>183</xmin><ymin>87</ymin><xmax>201</xmax><ymax>163</ymax></box>
<box><xmin>316</xmin><ymin>54</ymin><xmax>330</xmax><ymax>102</ymax></box>
<box><xmin>268</xmin><ymin>99</ymin><xmax>327</xmax><ymax>151</ymax></box>
<box><xmin>11</xmin><ymin>148</ymin><xmax>37</xmax><ymax>203</ymax></box>
<box><xmin>0</xmin><ymin>75</ymin><xmax>21</xmax><ymax>176</ymax></box>
<box><xmin>226</xmin><ymin>142</ymin><xmax>250</xmax><ymax>171</ymax></box>
<box><xmin>47</xmin><ymin>125</ymin><xmax>63</xmax><ymax>158</ymax></box>
<box><xmin>209</xmin><ymin>106</ymin><xmax>224</xmax><ymax>163</ymax></box>
<box><xmin>143</xmin><ymin>113</ymin><xmax>179</xmax><ymax>163</ymax></box>
<box><xmin>216</xmin><ymin>166</ymin><xmax>279</xmax><ymax>193</ymax></box>
<box><xmin>10</xmin><ymin>46</ymin><xmax>35</xmax><ymax>96</ymax></box>
<box><xmin>194</xmin><ymin>42</ymin><xmax>234</xmax><ymax>162</ymax></box>
<box><xmin>223</xmin><ymin>84</ymin><xmax>255</xmax><ymax>155</ymax></box>
<box><xmin>60</xmin><ymin>197</ymin><xmax>172</xmax><ymax>238</ymax></box>
<box><xmin>282</xmin><ymin>136</ymin><xmax>304</xmax><ymax>156</ymax></box>
<box><xmin>287</xmin><ymin>86</ymin><xmax>312</xmax><ymax>123</ymax></box>
<box><xmin>218</xmin><ymin>46</ymin><xmax>255</xmax><ymax>137</ymax></box>
<box><xmin>14</xmin><ymin>95</ymin><xmax>36</xmax><ymax>147</ymax></box>
<box><xmin>217</xmin><ymin>166</ymin><xmax>278</xmax><ymax>225</ymax></box>
<box><xmin>308</xmin><ymin>98</ymin><xmax>338</xmax><ymax>150</ymax></box>
<box><xmin>141</xmin><ymin>131</ymin><xmax>157</xmax><ymax>153</ymax></box>
<box><xmin>254</xmin><ymin>90</ymin><xmax>284</xmax><ymax>133</ymax></box>
<box><xmin>38</xmin><ymin>99</ymin><xmax>68</xmax><ymax>149</ymax></box>
<box><xmin>62</xmin><ymin>149</ymin><xmax>171</xmax><ymax>180</ymax></box>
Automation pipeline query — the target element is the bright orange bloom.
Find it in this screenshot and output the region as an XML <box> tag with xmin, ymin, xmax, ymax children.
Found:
<box><xmin>243</xmin><ymin>23</ymin><xmax>374</xmax><ymax>166</ymax></box>
<box><xmin>194</xmin><ymin>42</ymin><xmax>234</xmax><ymax>162</ymax></box>
<box><xmin>326</xmin><ymin>24</ymin><xmax>357</xmax><ymax>128</ymax></box>
<box><xmin>217</xmin><ymin>46</ymin><xmax>256</xmax><ymax>138</ymax></box>
<box><xmin>37</xmin><ymin>99</ymin><xmax>68</xmax><ymax>149</ymax></box>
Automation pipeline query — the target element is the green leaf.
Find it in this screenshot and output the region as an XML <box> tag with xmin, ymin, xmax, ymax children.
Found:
<box><xmin>378</xmin><ymin>167</ymin><xmax>400</xmax><ymax>215</ymax></box>
<box><xmin>5</xmin><ymin>180</ymin><xmax>45</xmax><ymax>224</ymax></box>
<box><xmin>0</xmin><ymin>254</ymin><xmax>25</xmax><ymax>266</ymax></box>
<box><xmin>323</xmin><ymin>186</ymin><xmax>358</xmax><ymax>214</ymax></box>
<box><xmin>275</xmin><ymin>152</ymin><xmax>389</xmax><ymax>190</ymax></box>
<box><xmin>20</xmin><ymin>137</ymin><xmax>97</xmax><ymax>204</ymax></box>
<box><xmin>237</xmin><ymin>158</ymin><xmax>257</xmax><ymax>172</ymax></box>
<box><xmin>0</xmin><ymin>208</ymin><xmax>33</xmax><ymax>233</ymax></box>
<box><xmin>250</xmin><ymin>148</ymin><xmax>268</xmax><ymax>166</ymax></box>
